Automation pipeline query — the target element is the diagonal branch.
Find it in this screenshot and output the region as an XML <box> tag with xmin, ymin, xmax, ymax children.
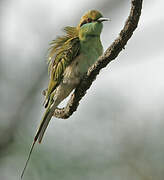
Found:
<box><xmin>53</xmin><ymin>0</ymin><xmax>143</xmax><ymax>119</ymax></box>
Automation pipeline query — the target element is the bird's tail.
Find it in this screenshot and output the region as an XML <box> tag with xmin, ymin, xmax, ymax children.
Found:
<box><xmin>21</xmin><ymin>102</ymin><xmax>58</xmax><ymax>179</ymax></box>
<box><xmin>35</xmin><ymin>102</ymin><xmax>58</xmax><ymax>143</ymax></box>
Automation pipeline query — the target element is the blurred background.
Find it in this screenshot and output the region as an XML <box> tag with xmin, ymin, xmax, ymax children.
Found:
<box><xmin>0</xmin><ymin>0</ymin><xmax>164</xmax><ymax>179</ymax></box>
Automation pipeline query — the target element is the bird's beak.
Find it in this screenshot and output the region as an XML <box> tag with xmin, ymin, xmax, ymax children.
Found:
<box><xmin>97</xmin><ymin>18</ymin><xmax>110</xmax><ymax>22</ymax></box>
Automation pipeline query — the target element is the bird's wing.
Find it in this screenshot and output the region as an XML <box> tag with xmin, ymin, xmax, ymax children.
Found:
<box><xmin>44</xmin><ymin>26</ymin><xmax>80</xmax><ymax>107</ymax></box>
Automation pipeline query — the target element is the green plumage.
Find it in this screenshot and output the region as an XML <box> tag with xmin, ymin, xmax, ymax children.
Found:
<box><xmin>45</xmin><ymin>27</ymin><xmax>80</xmax><ymax>107</ymax></box>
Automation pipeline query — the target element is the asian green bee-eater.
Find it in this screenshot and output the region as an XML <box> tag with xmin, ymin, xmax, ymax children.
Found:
<box><xmin>21</xmin><ymin>9</ymin><xmax>108</xmax><ymax>178</ymax></box>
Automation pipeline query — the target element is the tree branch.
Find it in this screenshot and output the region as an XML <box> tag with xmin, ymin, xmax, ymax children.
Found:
<box><xmin>53</xmin><ymin>0</ymin><xmax>143</xmax><ymax>119</ymax></box>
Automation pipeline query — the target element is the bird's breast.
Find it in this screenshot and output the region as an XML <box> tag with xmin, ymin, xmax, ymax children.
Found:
<box><xmin>63</xmin><ymin>37</ymin><xmax>103</xmax><ymax>86</ymax></box>
<box><xmin>62</xmin><ymin>55</ymin><xmax>83</xmax><ymax>86</ymax></box>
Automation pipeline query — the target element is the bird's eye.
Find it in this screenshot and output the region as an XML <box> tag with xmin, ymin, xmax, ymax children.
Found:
<box><xmin>87</xmin><ymin>18</ymin><xmax>92</xmax><ymax>23</ymax></box>
<box><xmin>80</xmin><ymin>18</ymin><xmax>92</xmax><ymax>27</ymax></box>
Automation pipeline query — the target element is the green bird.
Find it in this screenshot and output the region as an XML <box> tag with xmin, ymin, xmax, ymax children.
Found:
<box><xmin>21</xmin><ymin>9</ymin><xmax>108</xmax><ymax>178</ymax></box>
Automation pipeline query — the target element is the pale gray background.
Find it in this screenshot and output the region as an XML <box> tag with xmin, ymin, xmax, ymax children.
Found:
<box><xmin>0</xmin><ymin>0</ymin><xmax>164</xmax><ymax>179</ymax></box>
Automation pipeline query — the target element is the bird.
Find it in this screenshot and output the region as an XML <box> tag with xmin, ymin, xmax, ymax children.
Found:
<box><xmin>21</xmin><ymin>9</ymin><xmax>108</xmax><ymax>178</ymax></box>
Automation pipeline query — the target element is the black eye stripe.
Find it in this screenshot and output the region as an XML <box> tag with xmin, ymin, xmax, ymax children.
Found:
<box><xmin>80</xmin><ymin>20</ymin><xmax>88</xmax><ymax>27</ymax></box>
<box><xmin>80</xmin><ymin>18</ymin><xmax>97</xmax><ymax>27</ymax></box>
<box><xmin>88</xmin><ymin>18</ymin><xmax>92</xmax><ymax>22</ymax></box>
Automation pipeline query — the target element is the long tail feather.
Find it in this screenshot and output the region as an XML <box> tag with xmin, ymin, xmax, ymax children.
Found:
<box><xmin>34</xmin><ymin>107</ymin><xmax>51</xmax><ymax>142</ymax></box>
<box><xmin>21</xmin><ymin>102</ymin><xmax>58</xmax><ymax>179</ymax></box>
<box><xmin>37</xmin><ymin>102</ymin><xmax>57</xmax><ymax>143</ymax></box>
<box><xmin>38</xmin><ymin>108</ymin><xmax>52</xmax><ymax>143</ymax></box>
<box><xmin>21</xmin><ymin>140</ymin><xmax>36</xmax><ymax>179</ymax></box>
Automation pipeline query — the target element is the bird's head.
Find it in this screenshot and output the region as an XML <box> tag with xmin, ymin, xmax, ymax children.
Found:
<box><xmin>77</xmin><ymin>10</ymin><xmax>108</xmax><ymax>40</ymax></box>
